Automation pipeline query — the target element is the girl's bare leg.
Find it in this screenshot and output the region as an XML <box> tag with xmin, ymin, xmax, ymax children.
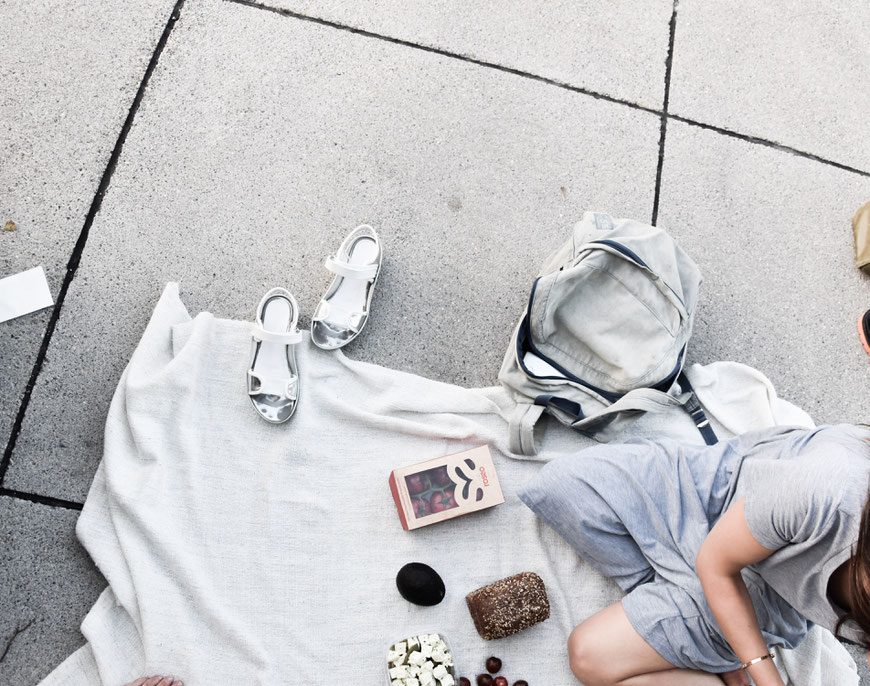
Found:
<box><xmin>569</xmin><ymin>602</ymin><xmax>748</xmax><ymax>686</ymax></box>
<box><xmin>125</xmin><ymin>677</ymin><xmax>184</xmax><ymax>686</ymax></box>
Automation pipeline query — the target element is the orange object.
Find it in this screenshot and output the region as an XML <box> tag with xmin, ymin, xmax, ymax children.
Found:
<box><xmin>860</xmin><ymin>311</ymin><xmax>870</xmax><ymax>356</ymax></box>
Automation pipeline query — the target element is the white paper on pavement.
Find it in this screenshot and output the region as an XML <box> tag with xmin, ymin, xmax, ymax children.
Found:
<box><xmin>0</xmin><ymin>266</ymin><xmax>54</xmax><ymax>323</ymax></box>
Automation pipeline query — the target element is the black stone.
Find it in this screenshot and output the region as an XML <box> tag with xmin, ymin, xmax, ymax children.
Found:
<box><xmin>396</xmin><ymin>562</ymin><xmax>445</xmax><ymax>606</ymax></box>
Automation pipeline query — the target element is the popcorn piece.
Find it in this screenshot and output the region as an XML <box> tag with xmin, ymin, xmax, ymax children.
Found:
<box><xmin>408</xmin><ymin>650</ymin><xmax>425</xmax><ymax>666</ymax></box>
<box><xmin>421</xmin><ymin>644</ymin><xmax>433</xmax><ymax>658</ymax></box>
<box><xmin>432</xmin><ymin>664</ymin><xmax>448</xmax><ymax>680</ymax></box>
<box><xmin>392</xmin><ymin>681</ymin><xmax>403</xmax><ymax>686</ymax></box>
<box><xmin>439</xmin><ymin>675</ymin><xmax>455</xmax><ymax>686</ymax></box>
<box><xmin>420</xmin><ymin>672</ymin><xmax>435</xmax><ymax>686</ymax></box>
<box><xmin>388</xmin><ymin>649</ymin><xmax>405</xmax><ymax>664</ymax></box>
<box><xmin>394</xmin><ymin>641</ymin><xmax>407</xmax><ymax>654</ymax></box>
<box><xmin>425</xmin><ymin>633</ymin><xmax>441</xmax><ymax>644</ymax></box>
<box><xmin>422</xmin><ymin>661</ymin><xmax>434</xmax><ymax>673</ymax></box>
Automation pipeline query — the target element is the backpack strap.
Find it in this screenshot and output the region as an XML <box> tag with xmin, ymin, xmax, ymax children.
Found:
<box><xmin>534</xmin><ymin>394</ymin><xmax>584</xmax><ymax>419</ymax></box>
<box><xmin>508</xmin><ymin>403</ymin><xmax>546</xmax><ymax>456</ymax></box>
<box><xmin>677</xmin><ymin>371</ymin><xmax>718</xmax><ymax>445</ymax></box>
<box><xmin>532</xmin><ymin>381</ymin><xmax>718</xmax><ymax>447</ymax></box>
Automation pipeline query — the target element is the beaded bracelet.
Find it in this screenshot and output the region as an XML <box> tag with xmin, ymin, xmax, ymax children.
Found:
<box><xmin>741</xmin><ymin>652</ymin><xmax>775</xmax><ymax>670</ymax></box>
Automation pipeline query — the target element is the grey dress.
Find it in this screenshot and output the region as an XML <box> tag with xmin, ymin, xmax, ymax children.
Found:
<box><xmin>518</xmin><ymin>424</ymin><xmax>870</xmax><ymax>672</ymax></box>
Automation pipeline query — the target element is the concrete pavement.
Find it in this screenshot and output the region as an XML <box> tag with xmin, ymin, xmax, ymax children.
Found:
<box><xmin>2</xmin><ymin>0</ymin><xmax>869</xmax><ymax>682</ymax></box>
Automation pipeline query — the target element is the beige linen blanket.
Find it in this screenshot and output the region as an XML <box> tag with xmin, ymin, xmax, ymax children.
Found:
<box><xmin>40</xmin><ymin>283</ymin><xmax>856</xmax><ymax>685</ymax></box>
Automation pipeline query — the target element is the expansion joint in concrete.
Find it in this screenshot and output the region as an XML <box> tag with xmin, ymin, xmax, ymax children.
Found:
<box><xmin>651</xmin><ymin>0</ymin><xmax>679</xmax><ymax>227</ymax></box>
<box><xmin>668</xmin><ymin>115</ymin><xmax>870</xmax><ymax>179</ymax></box>
<box><xmin>0</xmin><ymin>488</ymin><xmax>84</xmax><ymax>511</ymax></box>
<box><xmin>0</xmin><ymin>0</ymin><xmax>188</xmax><ymax>490</ymax></box>
<box><xmin>229</xmin><ymin>0</ymin><xmax>870</xmax><ymax>186</ymax></box>
<box><xmin>0</xmin><ymin>618</ymin><xmax>34</xmax><ymax>664</ymax></box>
<box><xmin>223</xmin><ymin>0</ymin><xmax>661</xmax><ymax>116</ymax></box>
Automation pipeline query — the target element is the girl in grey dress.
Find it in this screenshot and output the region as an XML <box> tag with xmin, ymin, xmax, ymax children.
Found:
<box><xmin>519</xmin><ymin>424</ymin><xmax>870</xmax><ymax>686</ymax></box>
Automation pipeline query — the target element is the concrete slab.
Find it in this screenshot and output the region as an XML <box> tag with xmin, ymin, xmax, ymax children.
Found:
<box><xmin>844</xmin><ymin>643</ymin><xmax>870</xmax><ymax>684</ymax></box>
<box><xmin>0</xmin><ymin>0</ymin><xmax>177</xmax><ymax>459</ymax></box>
<box><xmin>669</xmin><ymin>0</ymin><xmax>870</xmax><ymax>171</ymax></box>
<box><xmin>657</xmin><ymin>120</ymin><xmax>870</xmax><ymax>424</ymax></box>
<box><xmin>4</xmin><ymin>0</ymin><xmax>660</xmax><ymax>501</ymax></box>
<box><xmin>0</xmin><ymin>497</ymin><xmax>105</xmax><ymax>685</ymax></box>
<box><xmin>256</xmin><ymin>0</ymin><xmax>674</xmax><ymax>109</ymax></box>
<box><xmin>0</xmin><ymin>312</ymin><xmax>49</xmax><ymax>462</ymax></box>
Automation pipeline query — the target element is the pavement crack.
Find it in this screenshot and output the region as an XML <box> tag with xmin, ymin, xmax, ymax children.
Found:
<box><xmin>651</xmin><ymin>0</ymin><xmax>679</xmax><ymax>226</ymax></box>
<box><xmin>225</xmin><ymin>0</ymin><xmax>661</xmax><ymax>116</ymax></box>
<box><xmin>0</xmin><ymin>618</ymin><xmax>34</xmax><ymax>663</ymax></box>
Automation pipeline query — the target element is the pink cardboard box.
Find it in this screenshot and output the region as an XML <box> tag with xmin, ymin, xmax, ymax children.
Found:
<box><xmin>389</xmin><ymin>445</ymin><xmax>504</xmax><ymax>531</ymax></box>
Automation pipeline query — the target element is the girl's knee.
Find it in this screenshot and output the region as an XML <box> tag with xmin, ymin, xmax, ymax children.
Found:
<box><xmin>568</xmin><ymin>622</ymin><xmax>613</xmax><ymax>686</ymax></box>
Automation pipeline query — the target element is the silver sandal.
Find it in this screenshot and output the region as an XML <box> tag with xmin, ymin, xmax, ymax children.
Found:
<box><xmin>247</xmin><ymin>287</ymin><xmax>301</xmax><ymax>423</ymax></box>
<box><xmin>311</xmin><ymin>224</ymin><xmax>382</xmax><ymax>350</ymax></box>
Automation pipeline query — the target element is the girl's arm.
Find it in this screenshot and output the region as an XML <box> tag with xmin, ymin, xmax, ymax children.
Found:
<box><xmin>695</xmin><ymin>497</ymin><xmax>784</xmax><ymax>686</ymax></box>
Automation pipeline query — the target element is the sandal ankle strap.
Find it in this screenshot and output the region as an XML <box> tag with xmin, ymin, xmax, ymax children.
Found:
<box><xmin>251</xmin><ymin>325</ymin><xmax>303</xmax><ymax>345</ymax></box>
<box><xmin>325</xmin><ymin>255</ymin><xmax>378</xmax><ymax>280</ymax></box>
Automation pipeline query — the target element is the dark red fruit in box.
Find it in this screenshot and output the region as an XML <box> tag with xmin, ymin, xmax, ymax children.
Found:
<box><xmin>406</xmin><ymin>474</ymin><xmax>426</xmax><ymax>494</ymax></box>
<box><xmin>411</xmin><ymin>497</ymin><xmax>429</xmax><ymax>517</ymax></box>
<box><xmin>486</xmin><ymin>656</ymin><xmax>502</xmax><ymax>673</ymax></box>
<box><xmin>493</xmin><ymin>678</ymin><xmax>507</xmax><ymax>686</ymax></box>
<box><xmin>459</xmin><ymin>679</ymin><xmax>471</xmax><ymax>686</ymax></box>
<box><xmin>476</xmin><ymin>675</ymin><xmax>494</xmax><ymax>686</ymax></box>
<box><xmin>430</xmin><ymin>492</ymin><xmax>446</xmax><ymax>512</ymax></box>
<box><xmin>432</xmin><ymin>465</ymin><xmax>452</xmax><ymax>486</ymax></box>
<box><xmin>513</xmin><ymin>681</ymin><xmax>529</xmax><ymax>686</ymax></box>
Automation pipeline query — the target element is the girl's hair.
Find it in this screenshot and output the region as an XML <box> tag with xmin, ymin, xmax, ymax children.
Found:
<box><xmin>811</xmin><ymin>431</ymin><xmax>870</xmax><ymax>646</ymax></box>
<box><xmin>836</xmin><ymin>482</ymin><xmax>870</xmax><ymax>649</ymax></box>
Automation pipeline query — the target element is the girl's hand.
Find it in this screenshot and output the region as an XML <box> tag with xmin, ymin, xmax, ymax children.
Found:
<box><xmin>719</xmin><ymin>668</ymin><xmax>751</xmax><ymax>686</ymax></box>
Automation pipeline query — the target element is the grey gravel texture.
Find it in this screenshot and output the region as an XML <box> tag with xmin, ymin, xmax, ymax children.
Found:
<box><xmin>0</xmin><ymin>0</ymin><xmax>176</xmax><ymax>458</ymax></box>
<box><xmin>0</xmin><ymin>497</ymin><xmax>105</xmax><ymax>685</ymax></box>
<box><xmin>847</xmin><ymin>643</ymin><xmax>870</xmax><ymax>685</ymax></box>
<box><xmin>263</xmin><ymin>0</ymin><xmax>673</xmax><ymax>109</ymax></box>
<box><xmin>670</xmin><ymin>0</ymin><xmax>870</xmax><ymax>170</ymax></box>
<box><xmin>657</xmin><ymin>120</ymin><xmax>870</xmax><ymax>425</ymax></box>
<box><xmin>4</xmin><ymin>0</ymin><xmax>660</xmax><ymax>503</ymax></box>
<box><xmin>1</xmin><ymin>0</ymin><xmax>869</xmax><ymax>683</ymax></box>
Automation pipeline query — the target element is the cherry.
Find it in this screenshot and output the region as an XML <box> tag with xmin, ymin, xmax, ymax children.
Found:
<box><xmin>494</xmin><ymin>678</ymin><xmax>508</xmax><ymax>686</ymax></box>
<box><xmin>476</xmin><ymin>675</ymin><xmax>494</xmax><ymax>686</ymax></box>
<box><xmin>513</xmin><ymin>681</ymin><xmax>529</xmax><ymax>686</ymax></box>
<box><xmin>486</xmin><ymin>656</ymin><xmax>502</xmax><ymax>673</ymax></box>
<box><xmin>459</xmin><ymin>679</ymin><xmax>471</xmax><ymax>686</ymax></box>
